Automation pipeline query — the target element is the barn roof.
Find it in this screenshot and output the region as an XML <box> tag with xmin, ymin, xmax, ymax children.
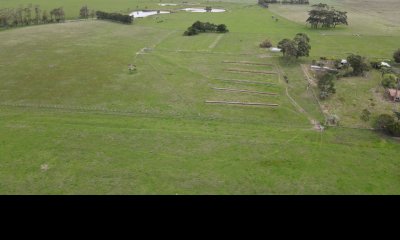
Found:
<box><xmin>388</xmin><ymin>89</ymin><xmax>400</xmax><ymax>98</ymax></box>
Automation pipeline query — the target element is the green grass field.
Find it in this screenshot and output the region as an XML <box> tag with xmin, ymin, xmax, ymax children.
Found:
<box><xmin>1</xmin><ymin>0</ymin><xmax>400</xmax><ymax>194</ymax></box>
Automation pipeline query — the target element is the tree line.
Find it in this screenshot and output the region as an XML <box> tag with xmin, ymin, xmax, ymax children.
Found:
<box><xmin>79</xmin><ymin>5</ymin><xmax>96</xmax><ymax>19</ymax></box>
<box><xmin>258</xmin><ymin>0</ymin><xmax>309</xmax><ymax>5</ymax></box>
<box><xmin>184</xmin><ymin>21</ymin><xmax>228</xmax><ymax>36</ymax></box>
<box><xmin>306</xmin><ymin>3</ymin><xmax>348</xmax><ymax>29</ymax></box>
<box><xmin>0</xmin><ymin>5</ymin><xmax>65</xmax><ymax>28</ymax></box>
<box><xmin>95</xmin><ymin>11</ymin><xmax>133</xmax><ymax>24</ymax></box>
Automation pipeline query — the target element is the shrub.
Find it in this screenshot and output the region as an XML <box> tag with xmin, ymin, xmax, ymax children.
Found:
<box><xmin>388</xmin><ymin>121</ymin><xmax>400</xmax><ymax>137</ymax></box>
<box><xmin>381</xmin><ymin>74</ymin><xmax>398</xmax><ymax>88</ymax></box>
<box><xmin>360</xmin><ymin>109</ymin><xmax>371</xmax><ymax>122</ymax></box>
<box><xmin>259</xmin><ymin>39</ymin><xmax>272</xmax><ymax>48</ymax></box>
<box><xmin>326</xmin><ymin>114</ymin><xmax>340</xmax><ymax>126</ymax></box>
<box><xmin>370</xmin><ymin>61</ymin><xmax>381</xmax><ymax>69</ymax></box>
<box><xmin>395</xmin><ymin>111</ymin><xmax>400</xmax><ymax>120</ymax></box>
<box><xmin>184</xmin><ymin>26</ymin><xmax>198</xmax><ymax>36</ymax></box>
<box><xmin>347</xmin><ymin>54</ymin><xmax>370</xmax><ymax>76</ymax></box>
<box><xmin>184</xmin><ymin>21</ymin><xmax>228</xmax><ymax>36</ymax></box>
<box><xmin>96</xmin><ymin>11</ymin><xmax>133</xmax><ymax>24</ymax></box>
<box><xmin>394</xmin><ymin>49</ymin><xmax>400</xmax><ymax>63</ymax></box>
<box><xmin>375</xmin><ymin>114</ymin><xmax>395</xmax><ymax>130</ymax></box>
<box><xmin>317</xmin><ymin>73</ymin><xmax>336</xmax><ymax>99</ymax></box>
<box><xmin>216</xmin><ymin>24</ymin><xmax>228</xmax><ymax>33</ymax></box>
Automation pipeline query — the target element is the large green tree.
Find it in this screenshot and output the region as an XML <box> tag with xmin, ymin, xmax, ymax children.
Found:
<box><xmin>277</xmin><ymin>39</ymin><xmax>298</xmax><ymax>58</ymax></box>
<box><xmin>347</xmin><ymin>54</ymin><xmax>369</xmax><ymax>76</ymax></box>
<box><xmin>79</xmin><ymin>5</ymin><xmax>89</xmax><ymax>19</ymax></box>
<box><xmin>294</xmin><ymin>33</ymin><xmax>311</xmax><ymax>58</ymax></box>
<box><xmin>278</xmin><ymin>33</ymin><xmax>311</xmax><ymax>59</ymax></box>
<box><xmin>317</xmin><ymin>73</ymin><xmax>336</xmax><ymax>99</ymax></box>
<box><xmin>306</xmin><ymin>3</ymin><xmax>347</xmax><ymax>29</ymax></box>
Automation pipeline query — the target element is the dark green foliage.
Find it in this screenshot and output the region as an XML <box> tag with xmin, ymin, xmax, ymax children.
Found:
<box><xmin>347</xmin><ymin>54</ymin><xmax>370</xmax><ymax>76</ymax></box>
<box><xmin>79</xmin><ymin>5</ymin><xmax>89</xmax><ymax>19</ymax></box>
<box><xmin>258</xmin><ymin>0</ymin><xmax>269</xmax><ymax>8</ymax></box>
<box><xmin>370</xmin><ymin>61</ymin><xmax>381</xmax><ymax>69</ymax></box>
<box><xmin>388</xmin><ymin>121</ymin><xmax>400</xmax><ymax>137</ymax></box>
<box><xmin>0</xmin><ymin>5</ymin><xmax>65</xmax><ymax>28</ymax></box>
<box><xmin>294</xmin><ymin>33</ymin><xmax>311</xmax><ymax>58</ymax></box>
<box><xmin>184</xmin><ymin>26</ymin><xmax>198</xmax><ymax>36</ymax></box>
<box><xmin>96</xmin><ymin>11</ymin><xmax>133</xmax><ymax>24</ymax></box>
<box><xmin>375</xmin><ymin>113</ymin><xmax>400</xmax><ymax>136</ymax></box>
<box><xmin>184</xmin><ymin>21</ymin><xmax>228</xmax><ymax>36</ymax></box>
<box><xmin>380</xmin><ymin>67</ymin><xmax>394</xmax><ymax>77</ymax></box>
<box><xmin>33</xmin><ymin>5</ymin><xmax>41</xmax><ymax>24</ymax></box>
<box><xmin>259</xmin><ymin>39</ymin><xmax>273</xmax><ymax>48</ymax></box>
<box><xmin>360</xmin><ymin>109</ymin><xmax>371</xmax><ymax>122</ymax></box>
<box><xmin>375</xmin><ymin>114</ymin><xmax>395</xmax><ymax>130</ymax></box>
<box><xmin>295</xmin><ymin>33</ymin><xmax>310</xmax><ymax>42</ymax></box>
<box><xmin>394</xmin><ymin>111</ymin><xmax>400</xmax><ymax>120</ymax></box>
<box><xmin>258</xmin><ymin>0</ymin><xmax>309</xmax><ymax>5</ymax></box>
<box><xmin>277</xmin><ymin>39</ymin><xmax>298</xmax><ymax>58</ymax></box>
<box><xmin>394</xmin><ymin>49</ymin><xmax>400</xmax><ymax>63</ymax></box>
<box><xmin>317</xmin><ymin>73</ymin><xmax>336</xmax><ymax>99</ymax></box>
<box><xmin>216</xmin><ymin>24</ymin><xmax>228</xmax><ymax>33</ymax></box>
<box><xmin>42</xmin><ymin>10</ymin><xmax>48</xmax><ymax>23</ymax></box>
<box><xmin>306</xmin><ymin>3</ymin><xmax>348</xmax><ymax>29</ymax></box>
<box><xmin>381</xmin><ymin>74</ymin><xmax>398</xmax><ymax>88</ymax></box>
<box><xmin>50</xmin><ymin>7</ymin><xmax>65</xmax><ymax>23</ymax></box>
<box><xmin>278</xmin><ymin>33</ymin><xmax>310</xmax><ymax>58</ymax></box>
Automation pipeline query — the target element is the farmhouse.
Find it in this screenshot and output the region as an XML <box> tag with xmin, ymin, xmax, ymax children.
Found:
<box><xmin>387</xmin><ymin>89</ymin><xmax>400</xmax><ymax>102</ymax></box>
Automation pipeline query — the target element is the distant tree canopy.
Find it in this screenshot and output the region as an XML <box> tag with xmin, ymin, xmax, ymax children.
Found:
<box><xmin>258</xmin><ymin>0</ymin><xmax>269</xmax><ymax>8</ymax></box>
<box><xmin>184</xmin><ymin>21</ymin><xmax>228</xmax><ymax>36</ymax></box>
<box><xmin>96</xmin><ymin>11</ymin><xmax>133</xmax><ymax>24</ymax></box>
<box><xmin>281</xmin><ymin>0</ymin><xmax>309</xmax><ymax>4</ymax></box>
<box><xmin>277</xmin><ymin>33</ymin><xmax>311</xmax><ymax>58</ymax></box>
<box><xmin>0</xmin><ymin>5</ymin><xmax>65</xmax><ymax>28</ymax></box>
<box><xmin>306</xmin><ymin>3</ymin><xmax>348</xmax><ymax>29</ymax></box>
<box><xmin>79</xmin><ymin>5</ymin><xmax>89</xmax><ymax>19</ymax></box>
<box><xmin>258</xmin><ymin>0</ymin><xmax>309</xmax><ymax>6</ymax></box>
<box><xmin>50</xmin><ymin>7</ymin><xmax>65</xmax><ymax>23</ymax></box>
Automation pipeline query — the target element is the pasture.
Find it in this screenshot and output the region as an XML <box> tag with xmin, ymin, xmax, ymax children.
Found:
<box><xmin>1</xmin><ymin>0</ymin><xmax>400</xmax><ymax>194</ymax></box>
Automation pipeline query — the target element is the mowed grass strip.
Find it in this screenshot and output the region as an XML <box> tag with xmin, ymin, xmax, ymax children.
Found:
<box><xmin>226</xmin><ymin>68</ymin><xmax>278</xmax><ymax>74</ymax></box>
<box><xmin>211</xmin><ymin>87</ymin><xmax>278</xmax><ymax>95</ymax></box>
<box><xmin>205</xmin><ymin>101</ymin><xmax>279</xmax><ymax>107</ymax></box>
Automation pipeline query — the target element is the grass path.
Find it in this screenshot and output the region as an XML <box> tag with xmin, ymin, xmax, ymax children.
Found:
<box><xmin>209</xmin><ymin>34</ymin><xmax>224</xmax><ymax>49</ymax></box>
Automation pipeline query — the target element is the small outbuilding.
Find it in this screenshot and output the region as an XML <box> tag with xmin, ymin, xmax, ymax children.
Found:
<box><xmin>270</xmin><ymin>47</ymin><xmax>281</xmax><ymax>52</ymax></box>
<box><xmin>381</xmin><ymin>62</ymin><xmax>391</xmax><ymax>68</ymax></box>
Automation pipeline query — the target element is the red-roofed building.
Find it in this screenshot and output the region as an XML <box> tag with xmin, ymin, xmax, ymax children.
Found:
<box><xmin>387</xmin><ymin>89</ymin><xmax>400</xmax><ymax>102</ymax></box>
